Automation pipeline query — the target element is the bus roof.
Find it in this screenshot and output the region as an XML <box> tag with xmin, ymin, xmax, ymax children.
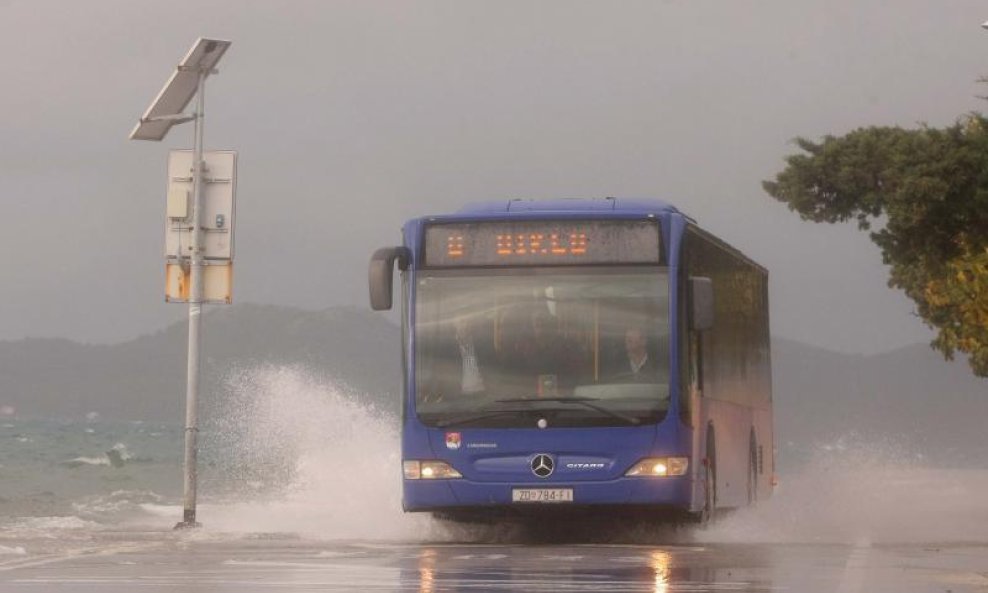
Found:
<box><xmin>455</xmin><ymin>197</ymin><xmax>684</xmax><ymax>216</ymax></box>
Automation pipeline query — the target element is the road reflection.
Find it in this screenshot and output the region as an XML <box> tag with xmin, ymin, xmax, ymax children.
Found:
<box><xmin>418</xmin><ymin>548</ymin><xmax>436</xmax><ymax>593</ymax></box>
<box><xmin>4</xmin><ymin>534</ymin><xmax>981</xmax><ymax>592</ymax></box>
<box><xmin>404</xmin><ymin>544</ymin><xmax>773</xmax><ymax>592</ymax></box>
<box><xmin>650</xmin><ymin>549</ymin><xmax>671</xmax><ymax>593</ymax></box>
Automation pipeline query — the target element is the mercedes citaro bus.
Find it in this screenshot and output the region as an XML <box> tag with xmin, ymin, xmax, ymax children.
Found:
<box><xmin>369</xmin><ymin>198</ymin><xmax>773</xmax><ymax>522</ymax></box>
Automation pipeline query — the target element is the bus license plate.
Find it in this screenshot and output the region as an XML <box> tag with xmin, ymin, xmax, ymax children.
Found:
<box><xmin>512</xmin><ymin>488</ymin><xmax>573</xmax><ymax>503</ymax></box>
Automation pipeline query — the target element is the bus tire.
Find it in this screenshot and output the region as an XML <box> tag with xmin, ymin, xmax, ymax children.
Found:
<box><xmin>700</xmin><ymin>427</ymin><xmax>716</xmax><ymax>524</ymax></box>
<box><xmin>747</xmin><ymin>431</ymin><xmax>758</xmax><ymax>505</ymax></box>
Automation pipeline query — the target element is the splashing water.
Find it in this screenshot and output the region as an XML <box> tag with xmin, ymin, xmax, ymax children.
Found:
<box><xmin>699</xmin><ymin>435</ymin><xmax>988</xmax><ymax>545</ymax></box>
<box><xmin>128</xmin><ymin>364</ymin><xmax>988</xmax><ymax>545</ymax></box>
<box><xmin>159</xmin><ymin>365</ymin><xmax>558</xmax><ymax>544</ymax></box>
<box><xmin>177</xmin><ymin>364</ymin><xmax>435</xmax><ymax>540</ymax></box>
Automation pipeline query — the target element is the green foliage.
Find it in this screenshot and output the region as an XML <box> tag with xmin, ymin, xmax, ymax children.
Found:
<box><xmin>763</xmin><ymin>116</ymin><xmax>988</xmax><ymax>377</ymax></box>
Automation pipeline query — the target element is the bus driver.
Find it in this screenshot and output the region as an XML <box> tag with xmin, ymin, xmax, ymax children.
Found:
<box><xmin>613</xmin><ymin>325</ymin><xmax>661</xmax><ymax>383</ymax></box>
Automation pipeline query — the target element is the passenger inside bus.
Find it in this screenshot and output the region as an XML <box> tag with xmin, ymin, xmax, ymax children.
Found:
<box><xmin>425</xmin><ymin>315</ymin><xmax>493</xmax><ymax>400</ymax></box>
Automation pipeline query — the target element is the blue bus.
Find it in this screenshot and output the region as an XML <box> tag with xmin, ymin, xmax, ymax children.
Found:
<box><xmin>369</xmin><ymin>198</ymin><xmax>773</xmax><ymax>522</ymax></box>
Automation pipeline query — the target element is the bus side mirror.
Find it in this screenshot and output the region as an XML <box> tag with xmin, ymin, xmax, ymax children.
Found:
<box><xmin>690</xmin><ymin>276</ymin><xmax>714</xmax><ymax>331</ymax></box>
<box><xmin>369</xmin><ymin>246</ymin><xmax>410</xmax><ymax>311</ymax></box>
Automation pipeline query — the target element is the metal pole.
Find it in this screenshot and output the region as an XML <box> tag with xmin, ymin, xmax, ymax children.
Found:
<box><xmin>178</xmin><ymin>68</ymin><xmax>207</xmax><ymax>529</ymax></box>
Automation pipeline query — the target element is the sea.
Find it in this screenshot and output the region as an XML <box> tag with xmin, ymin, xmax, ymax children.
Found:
<box><xmin>2</xmin><ymin>364</ymin><xmax>988</xmax><ymax>556</ymax></box>
<box><xmin>1</xmin><ymin>365</ymin><xmax>431</xmax><ymax>552</ymax></box>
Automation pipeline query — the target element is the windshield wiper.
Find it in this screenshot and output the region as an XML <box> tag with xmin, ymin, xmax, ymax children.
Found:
<box><xmin>434</xmin><ymin>407</ymin><xmax>531</xmax><ymax>428</ymax></box>
<box><xmin>495</xmin><ymin>396</ymin><xmax>641</xmax><ymax>426</ymax></box>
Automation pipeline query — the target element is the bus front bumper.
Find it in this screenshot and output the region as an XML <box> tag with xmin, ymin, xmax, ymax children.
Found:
<box><xmin>403</xmin><ymin>475</ymin><xmax>693</xmax><ymax>513</ymax></box>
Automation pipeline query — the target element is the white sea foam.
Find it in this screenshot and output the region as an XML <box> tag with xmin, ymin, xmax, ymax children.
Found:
<box><xmin>23</xmin><ymin>516</ymin><xmax>96</xmax><ymax>530</ymax></box>
<box><xmin>0</xmin><ymin>545</ymin><xmax>26</xmax><ymax>556</ymax></box>
<box><xmin>61</xmin><ymin>456</ymin><xmax>110</xmax><ymax>467</ymax></box>
<box><xmin>3</xmin><ymin>516</ymin><xmax>100</xmax><ymax>540</ymax></box>
<box><xmin>72</xmin><ymin>490</ymin><xmax>164</xmax><ymax>522</ymax></box>
<box><xmin>109</xmin><ymin>442</ymin><xmax>133</xmax><ymax>460</ymax></box>
<box><xmin>137</xmin><ymin>503</ymin><xmax>179</xmax><ymax>518</ymax></box>
<box><xmin>58</xmin><ymin>443</ymin><xmax>134</xmax><ymax>469</ymax></box>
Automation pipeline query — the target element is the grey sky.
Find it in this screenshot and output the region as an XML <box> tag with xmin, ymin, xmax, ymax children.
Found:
<box><xmin>1</xmin><ymin>0</ymin><xmax>985</xmax><ymax>354</ymax></box>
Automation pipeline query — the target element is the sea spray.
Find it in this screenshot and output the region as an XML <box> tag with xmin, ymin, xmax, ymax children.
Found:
<box><xmin>195</xmin><ymin>365</ymin><xmax>988</xmax><ymax>544</ymax></box>
<box><xmin>6</xmin><ymin>368</ymin><xmax>984</xmax><ymax>546</ymax></box>
<box><xmin>698</xmin><ymin>434</ymin><xmax>988</xmax><ymax>544</ymax></box>
<box><xmin>197</xmin><ymin>364</ymin><xmax>435</xmax><ymax>539</ymax></box>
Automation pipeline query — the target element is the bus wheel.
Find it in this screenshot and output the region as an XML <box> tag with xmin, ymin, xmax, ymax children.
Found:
<box><xmin>747</xmin><ymin>433</ymin><xmax>758</xmax><ymax>505</ymax></box>
<box><xmin>700</xmin><ymin>430</ymin><xmax>716</xmax><ymax>524</ymax></box>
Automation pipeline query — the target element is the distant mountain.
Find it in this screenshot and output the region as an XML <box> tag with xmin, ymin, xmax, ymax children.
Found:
<box><xmin>0</xmin><ymin>305</ymin><xmax>401</xmax><ymax>421</ymax></box>
<box><xmin>1</xmin><ymin>307</ymin><xmax>984</xmax><ymax>465</ymax></box>
<box><xmin>772</xmin><ymin>338</ymin><xmax>988</xmax><ymax>467</ymax></box>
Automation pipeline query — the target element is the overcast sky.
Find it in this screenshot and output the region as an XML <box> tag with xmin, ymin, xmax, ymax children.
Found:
<box><xmin>2</xmin><ymin>0</ymin><xmax>986</xmax><ymax>355</ymax></box>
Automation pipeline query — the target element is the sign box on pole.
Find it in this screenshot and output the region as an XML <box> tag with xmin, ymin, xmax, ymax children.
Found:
<box><xmin>164</xmin><ymin>149</ymin><xmax>237</xmax><ymax>304</ymax></box>
<box><xmin>165</xmin><ymin>149</ymin><xmax>237</xmax><ymax>261</ymax></box>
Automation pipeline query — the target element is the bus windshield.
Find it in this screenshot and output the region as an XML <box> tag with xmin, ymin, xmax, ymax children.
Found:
<box><xmin>414</xmin><ymin>267</ymin><xmax>670</xmax><ymax>428</ymax></box>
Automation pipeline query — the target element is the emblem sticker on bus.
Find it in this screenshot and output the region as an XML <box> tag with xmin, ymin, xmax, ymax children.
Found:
<box><xmin>445</xmin><ymin>432</ymin><xmax>462</xmax><ymax>450</ymax></box>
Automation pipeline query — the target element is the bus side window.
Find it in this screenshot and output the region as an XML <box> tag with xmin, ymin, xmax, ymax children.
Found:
<box><xmin>690</xmin><ymin>330</ymin><xmax>703</xmax><ymax>394</ymax></box>
<box><xmin>678</xmin><ymin>270</ymin><xmax>691</xmax><ymax>425</ymax></box>
<box><xmin>679</xmin><ymin>335</ymin><xmax>700</xmax><ymax>423</ymax></box>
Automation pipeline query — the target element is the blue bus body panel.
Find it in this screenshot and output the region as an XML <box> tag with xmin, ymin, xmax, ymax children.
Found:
<box><xmin>405</xmin><ymin>475</ymin><xmax>692</xmax><ymax>510</ymax></box>
<box><xmin>426</xmin><ymin>425</ymin><xmax>659</xmax><ymax>483</ymax></box>
<box><xmin>455</xmin><ymin>197</ymin><xmax>681</xmax><ymax>215</ymax></box>
<box><xmin>402</xmin><ymin>419</ymin><xmax>692</xmax><ymax>510</ymax></box>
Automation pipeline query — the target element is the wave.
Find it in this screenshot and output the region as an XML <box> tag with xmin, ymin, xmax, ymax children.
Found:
<box><xmin>0</xmin><ymin>545</ymin><xmax>26</xmax><ymax>556</ymax></box>
<box><xmin>72</xmin><ymin>490</ymin><xmax>165</xmax><ymax>523</ymax></box>
<box><xmin>57</xmin><ymin>443</ymin><xmax>153</xmax><ymax>470</ymax></box>
<box><xmin>59</xmin><ymin>456</ymin><xmax>110</xmax><ymax>468</ymax></box>
<box><xmin>2</xmin><ymin>515</ymin><xmax>99</xmax><ymax>536</ymax></box>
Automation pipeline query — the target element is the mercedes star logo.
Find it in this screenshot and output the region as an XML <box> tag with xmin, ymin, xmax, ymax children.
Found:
<box><xmin>531</xmin><ymin>454</ymin><xmax>554</xmax><ymax>478</ymax></box>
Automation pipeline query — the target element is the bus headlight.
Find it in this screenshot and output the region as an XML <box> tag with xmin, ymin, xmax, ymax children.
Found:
<box><xmin>403</xmin><ymin>460</ymin><xmax>462</xmax><ymax>480</ymax></box>
<box><xmin>625</xmin><ymin>457</ymin><xmax>689</xmax><ymax>477</ymax></box>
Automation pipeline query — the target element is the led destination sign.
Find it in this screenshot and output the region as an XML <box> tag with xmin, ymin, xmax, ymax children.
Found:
<box><xmin>424</xmin><ymin>220</ymin><xmax>661</xmax><ymax>267</ymax></box>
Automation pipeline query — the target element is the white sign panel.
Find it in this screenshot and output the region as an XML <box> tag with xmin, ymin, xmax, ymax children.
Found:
<box><xmin>165</xmin><ymin>261</ymin><xmax>233</xmax><ymax>304</ymax></box>
<box><xmin>165</xmin><ymin>150</ymin><xmax>237</xmax><ymax>261</ymax></box>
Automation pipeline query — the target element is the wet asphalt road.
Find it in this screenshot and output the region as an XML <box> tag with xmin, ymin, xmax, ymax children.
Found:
<box><xmin>0</xmin><ymin>533</ymin><xmax>986</xmax><ymax>592</ymax></box>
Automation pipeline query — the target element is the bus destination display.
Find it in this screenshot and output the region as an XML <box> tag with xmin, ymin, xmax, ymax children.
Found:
<box><xmin>424</xmin><ymin>220</ymin><xmax>661</xmax><ymax>267</ymax></box>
